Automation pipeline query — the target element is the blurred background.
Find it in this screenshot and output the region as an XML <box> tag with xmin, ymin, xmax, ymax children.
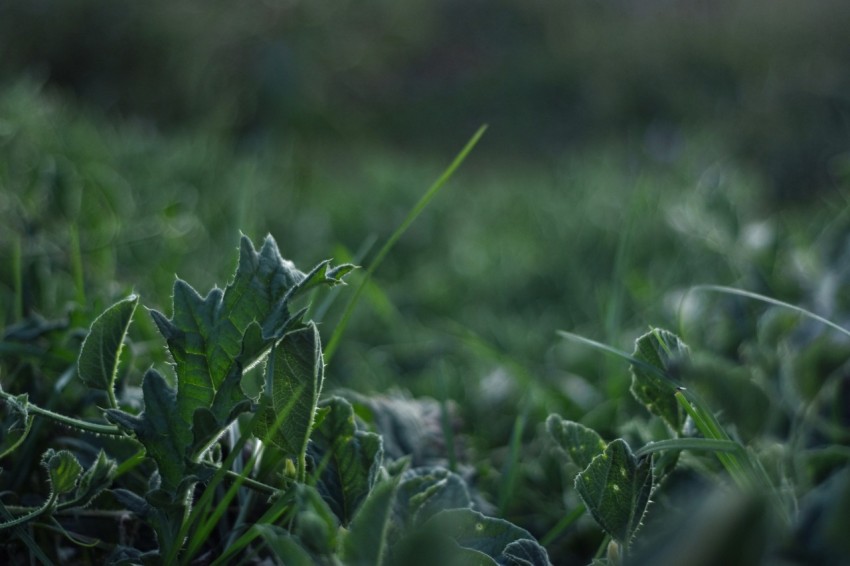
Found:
<box><xmin>2</xmin><ymin>0</ymin><xmax>850</xmax><ymax>558</ymax></box>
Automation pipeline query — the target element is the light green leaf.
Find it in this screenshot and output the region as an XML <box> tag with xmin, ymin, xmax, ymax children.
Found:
<box><xmin>311</xmin><ymin>397</ymin><xmax>383</xmax><ymax>524</ymax></box>
<box><xmin>574</xmin><ymin>438</ymin><xmax>653</xmax><ymax>544</ymax></box>
<box><xmin>630</xmin><ymin>328</ymin><xmax>689</xmax><ymax>433</ymax></box>
<box><xmin>546</xmin><ymin>415</ymin><xmax>607</xmax><ymax>470</ymax></box>
<box><xmin>77</xmin><ymin>294</ymin><xmax>138</xmax><ymax>399</ymax></box>
<box><xmin>343</xmin><ymin>474</ymin><xmax>401</xmax><ymax>566</ymax></box>
<box><xmin>42</xmin><ymin>449</ymin><xmax>84</xmax><ymax>496</ymax></box>
<box><xmin>254</xmin><ymin>323</ymin><xmax>324</xmax><ymax>471</ymax></box>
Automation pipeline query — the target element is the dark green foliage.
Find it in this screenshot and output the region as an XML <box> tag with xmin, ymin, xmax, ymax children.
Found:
<box><xmin>309</xmin><ymin>396</ymin><xmax>384</xmax><ymax>525</ymax></box>
<box><xmin>574</xmin><ymin>439</ymin><xmax>653</xmax><ymax>544</ymax></box>
<box><xmin>547</xmin><ymin>415</ymin><xmax>607</xmax><ymax>471</ymax></box>
<box><xmin>629</xmin><ymin>329</ymin><xmax>688</xmax><ymax>434</ymax></box>
<box><xmin>2</xmin><ymin>69</ymin><xmax>850</xmax><ymax>565</ymax></box>
<box><xmin>254</xmin><ymin>323</ymin><xmax>324</xmax><ymax>469</ymax></box>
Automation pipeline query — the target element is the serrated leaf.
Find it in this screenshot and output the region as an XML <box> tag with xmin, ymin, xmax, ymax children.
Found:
<box><xmin>106</xmin><ymin>369</ymin><xmax>190</xmax><ymax>492</ymax></box>
<box><xmin>150</xmin><ymin>235</ymin><xmax>344</xmax><ymax>415</ymax></box>
<box><xmin>343</xmin><ymin>474</ymin><xmax>401</xmax><ymax>566</ymax></box>
<box><xmin>310</xmin><ymin>396</ymin><xmax>383</xmax><ymax>524</ymax></box>
<box><xmin>77</xmin><ymin>294</ymin><xmax>138</xmax><ymax>395</ymax></box>
<box><xmin>630</xmin><ymin>328</ymin><xmax>689</xmax><ymax>433</ymax></box>
<box><xmin>262</xmin><ymin>260</ymin><xmax>355</xmax><ymax>341</ymax></box>
<box><xmin>254</xmin><ymin>323</ymin><xmax>324</xmax><ymax>462</ymax></box>
<box><xmin>42</xmin><ymin>449</ymin><xmax>83</xmax><ymax>495</ymax></box>
<box><xmin>574</xmin><ymin>438</ymin><xmax>653</xmax><ymax>544</ymax></box>
<box><xmin>546</xmin><ymin>415</ymin><xmax>607</xmax><ymax>470</ymax></box>
<box><xmin>141</xmin><ymin>235</ymin><xmax>350</xmax><ymax>493</ymax></box>
<box><xmin>0</xmin><ymin>393</ymin><xmax>33</xmax><ymax>459</ymax></box>
<box><xmin>74</xmin><ymin>450</ymin><xmax>117</xmax><ymax>508</ymax></box>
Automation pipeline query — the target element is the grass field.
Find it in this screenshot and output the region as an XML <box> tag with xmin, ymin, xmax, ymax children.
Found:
<box><xmin>2</xmin><ymin>61</ymin><xmax>850</xmax><ymax>564</ymax></box>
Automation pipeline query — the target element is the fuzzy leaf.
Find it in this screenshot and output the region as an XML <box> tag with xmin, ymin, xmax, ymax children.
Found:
<box><xmin>574</xmin><ymin>438</ymin><xmax>653</xmax><ymax>544</ymax></box>
<box><xmin>128</xmin><ymin>235</ymin><xmax>349</xmax><ymax>496</ymax></box>
<box><xmin>148</xmin><ymin>236</ymin><xmax>297</xmax><ymax>447</ymax></box>
<box><xmin>42</xmin><ymin>449</ymin><xmax>83</xmax><ymax>496</ymax></box>
<box><xmin>343</xmin><ymin>474</ymin><xmax>401</xmax><ymax>566</ymax></box>
<box><xmin>546</xmin><ymin>415</ymin><xmax>607</xmax><ymax>470</ymax></box>
<box><xmin>630</xmin><ymin>328</ymin><xmax>689</xmax><ymax>433</ymax></box>
<box><xmin>254</xmin><ymin>323</ymin><xmax>324</xmax><ymax>459</ymax></box>
<box><xmin>310</xmin><ymin>397</ymin><xmax>383</xmax><ymax>524</ymax></box>
<box><xmin>77</xmin><ymin>294</ymin><xmax>138</xmax><ymax>394</ymax></box>
<box><xmin>74</xmin><ymin>450</ymin><xmax>117</xmax><ymax>507</ymax></box>
<box><xmin>261</xmin><ymin>260</ymin><xmax>354</xmax><ymax>341</ymax></box>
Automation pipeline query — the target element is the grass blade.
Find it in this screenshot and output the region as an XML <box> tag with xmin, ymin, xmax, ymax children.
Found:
<box><xmin>688</xmin><ymin>284</ymin><xmax>850</xmax><ymax>340</ymax></box>
<box><xmin>556</xmin><ymin>330</ymin><xmax>673</xmax><ymax>384</ymax></box>
<box><xmin>634</xmin><ymin>438</ymin><xmax>742</xmax><ymax>458</ymax></box>
<box><xmin>325</xmin><ymin>125</ymin><xmax>488</xmax><ymax>361</ymax></box>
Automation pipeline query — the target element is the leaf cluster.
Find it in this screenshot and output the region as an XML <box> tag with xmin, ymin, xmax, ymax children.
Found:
<box><xmin>0</xmin><ymin>234</ymin><xmax>553</xmax><ymax>565</ymax></box>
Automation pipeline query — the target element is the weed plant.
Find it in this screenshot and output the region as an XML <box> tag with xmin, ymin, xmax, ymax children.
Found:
<box><xmin>2</xmin><ymin>83</ymin><xmax>850</xmax><ymax>563</ymax></box>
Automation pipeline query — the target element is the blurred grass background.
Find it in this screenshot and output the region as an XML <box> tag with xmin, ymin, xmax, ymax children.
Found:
<box><xmin>2</xmin><ymin>0</ymin><xmax>850</xmax><ymax>554</ymax></box>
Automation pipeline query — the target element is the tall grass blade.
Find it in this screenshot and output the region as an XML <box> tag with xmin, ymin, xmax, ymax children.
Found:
<box><xmin>556</xmin><ymin>330</ymin><xmax>673</xmax><ymax>384</ymax></box>
<box><xmin>325</xmin><ymin>125</ymin><xmax>488</xmax><ymax>361</ymax></box>
<box><xmin>689</xmin><ymin>284</ymin><xmax>850</xmax><ymax>340</ymax></box>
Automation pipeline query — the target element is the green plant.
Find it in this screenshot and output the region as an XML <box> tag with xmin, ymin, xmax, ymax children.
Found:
<box><xmin>0</xmin><ymin>234</ymin><xmax>552</xmax><ymax>565</ymax></box>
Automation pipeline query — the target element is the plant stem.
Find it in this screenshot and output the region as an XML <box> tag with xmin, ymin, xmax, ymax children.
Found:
<box><xmin>0</xmin><ymin>492</ymin><xmax>57</xmax><ymax>531</ymax></box>
<box><xmin>0</xmin><ymin>389</ymin><xmax>124</xmax><ymax>437</ymax></box>
<box><xmin>222</xmin><ymin>470</ymin><xmax>277</xmax><ymax>496</ymax></box>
